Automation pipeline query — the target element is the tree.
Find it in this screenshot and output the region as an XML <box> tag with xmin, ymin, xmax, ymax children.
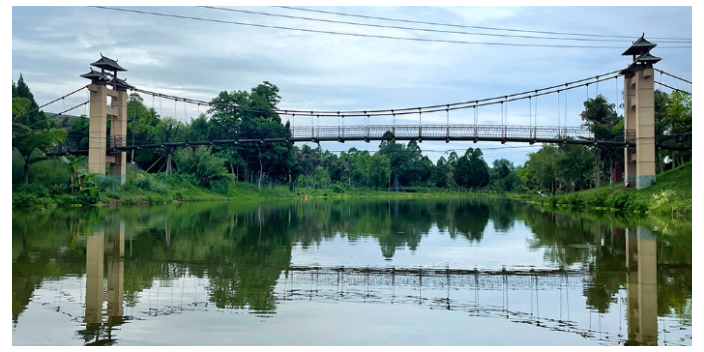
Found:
<box><xmin>580</xmin><ymin>94</ymin><xmax>621</xmax><ymax>185</ymax></box>
<box><xmin>364</xmin><ymin>153</ymin><xmax>391</xmax><ymax>190</ymax></box>
<box><xmin>154</xmin><ymin>117</ymin><xmax>187</xmax><ymax>143</ymax></box>
<box><xmin>127</xmin><ymin>93</ymin><xmax>154</xmax><ymax>162</ymax></box>
<box><xmin>313</xmin><ymin>166</ymin><xmax>330</xmax><ymax>191</ymax></box>
<box><xmin>664</xmin><ymin>91</ymin><xmax>692</xmax><ymax>168</ymax></box>
<box><xmin>60</xmin><ymin>156</ymin><xmax>86</xmax><ymax>193</ymax></box>
<box><xmin>13</xmin><ymin>75</ymin><xmax>47</xmax><ymax>128</ymax></box>
<box><xmin>14</xmin><ymin>128</ymin><xmax>67</xmax><ymax>184</ymax></box>
<box><xmin>12</xmin><ymin>97</ymin><xmax>32</xmax><ymax>143</ymax></box>
<box><xmin>173</xmin><ymin>146</ymin><xmax>228</xmax><ymax>188</ymax></box>
<box><xmin>468</xmin><ymin>148</ymin><xmax>490</xmax><ymax>189</ymax></box>
<box><xmin>207</xmin><ymin>82</ymin><xmax>292</xmax><ymax>190</ymax></box>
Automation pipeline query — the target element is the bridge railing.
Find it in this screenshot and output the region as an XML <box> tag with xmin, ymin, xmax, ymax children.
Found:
<box><xmin>292</xmin><ymin>124</ymin><xmax>599</xmax><ymax>141</ymax></box>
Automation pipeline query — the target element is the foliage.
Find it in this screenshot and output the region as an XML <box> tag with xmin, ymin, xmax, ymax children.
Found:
<box><xmin>174</xmin><ymin>146</ymin><xmax>228</xmax><ymax>188</ymax></box>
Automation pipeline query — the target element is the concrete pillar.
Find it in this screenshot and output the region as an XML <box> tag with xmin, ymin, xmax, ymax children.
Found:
<box><xmin>88</xmin><ymin>84</ymin><xmax>108</xmax><ymax>174</ymax></box>
<box><xmin>85</xmin><ymin>232</ymin><xmax>105</xmax><ymax>325</ymax></box>
<box><xmin>635</xmin><ymin>69</ymin><xmax>656</xmax><ymax>189</ymax></box>
<box><xmin>109</xmin><ymin>90</ymin><xmax>128</xmax><ymax>184</ymax></box>
<box><xmin>623</xmin><ymin>76</ymin><xmax>637</xmax><ymax>186</ymax></box>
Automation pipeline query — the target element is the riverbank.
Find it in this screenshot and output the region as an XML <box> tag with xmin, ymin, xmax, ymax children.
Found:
<box><xmin>12</xmin><ymin>163</ymin><xmax>691</xmax><ymax>216</ymax></box>
<box><xmin>529</xmin><ymin>163</ymin><xmax>692</xmax><ymax>218</ymax></box>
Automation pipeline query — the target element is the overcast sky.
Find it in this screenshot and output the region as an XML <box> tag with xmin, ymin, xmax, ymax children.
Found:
<box><xmin>12</xmin><ymin>6</ymin><xmax>692</xmax><ymax>165</ymax></box>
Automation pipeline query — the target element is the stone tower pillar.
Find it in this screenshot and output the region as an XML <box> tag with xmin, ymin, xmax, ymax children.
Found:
<box><xmin>81</xmin><ymin>54</ymin><xmax>132</xmax><ymax>185</ymax></box>
<box><xmin>621</xmin><ymin>35</ymin><xmax>661</xmax><ymax>190</ymax></box>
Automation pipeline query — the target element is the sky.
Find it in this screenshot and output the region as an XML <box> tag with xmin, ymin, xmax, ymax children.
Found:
<box><xmin>11</xmin><ymin>6</ymin><xmax>692</xmax><ymax>166</ymax></box>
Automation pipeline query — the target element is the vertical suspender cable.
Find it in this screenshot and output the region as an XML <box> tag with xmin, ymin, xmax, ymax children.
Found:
<box><xmin>558</xmin><ymin>90</ymin><xmax>561</xmax><ymax>134</ymax></box>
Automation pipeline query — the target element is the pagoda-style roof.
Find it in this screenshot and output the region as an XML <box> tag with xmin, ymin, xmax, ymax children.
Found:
<box><xmin>79</xmin><ymin>68</ymin><xmax>110</xmax><ymax>82</ymax></box>
<box><xmin>622</xmin><ymin>34</ymin><xmax>657</xmax><ymax>56</ymax></box>
<box><xmin>108</xmin><ymin>77</ymin><xmax>135</xmax><ymax>90</ymax></box>
<box><xmin>90</xmin><ymin>53</ymin><xmax>126</xmax><ymax>72</ymax></box>
<box><xmin>635</xmin><ymin>52</ymin><xmax>662</xmax><ymax>64</ymax></box>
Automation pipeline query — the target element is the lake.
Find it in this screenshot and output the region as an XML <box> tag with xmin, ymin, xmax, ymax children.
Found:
<box><xmin>12</xmin><ymin>199</ymin><xmax>692</xmax><ymax>345</ymax></box>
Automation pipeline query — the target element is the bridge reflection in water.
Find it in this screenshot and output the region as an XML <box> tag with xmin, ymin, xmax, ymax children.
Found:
<box><xmin>71</xmin><ymin>223</ymin><xmax>673</xmax><ymax>346</ymax></box>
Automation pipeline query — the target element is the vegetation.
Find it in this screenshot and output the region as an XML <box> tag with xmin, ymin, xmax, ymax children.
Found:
<box><xmin>11</xmin><ymin>75</ymin><xmax>691</xmax><ymax>215</ymax></box>
<box><xmin>531</xmin><ymin>162</ymin><xmax>692</xmax><ymax>217</ymax></box>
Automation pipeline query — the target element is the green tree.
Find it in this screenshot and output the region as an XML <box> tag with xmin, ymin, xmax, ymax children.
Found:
<box><xmin>13</xmin><ymin>75</ymin><xmax>47</xmax><ymax>128</ymax></box>
<box><xmin>126</xmin><ymin>93</ymin><xmax>154</xmax><ymax>161</ymax></box>
<box><xmin>12</xmin><ymin>97</ymin><xmax>32</xmax><ymax>143</ymax></box>
<box><xmin>173</xmin><ymin>146</ymin><xmax>228</xmax><ymax>188</ymax></box>
<box><xmin>313</xmin><ymin>166</ymin><xmax>330</xmax><ymax>191</ymax></box>
<box><xmin>664</xmin><ymin>91</ymin><xmax>692</xmax><ymax>168</ymax></box>
<box><xmin>14</xmin><ymin>127</ymin><xmax>68</xmax><ymax>184</ymax></box>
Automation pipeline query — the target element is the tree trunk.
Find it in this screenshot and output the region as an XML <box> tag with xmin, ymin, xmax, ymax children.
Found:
<box><xmin>23</xmin><ymin>158</ymin><xmax>30</xmax><ymax>185</ymax></box>
<box><xmin>257</xmin><ymin>149</ymin><xmax>263</xmax><ymax>193</ymax></box>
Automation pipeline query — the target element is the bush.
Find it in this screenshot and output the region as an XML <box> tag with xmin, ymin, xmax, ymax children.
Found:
<box><xmin>95</xmin><ymin>175</ymin><xmax>121</xmax><ymax>192</ymax></box>
<box><xmin>332</xmin><ymin>184</ymin><xmax>345</xmax><ymax>193</ymax></box>
<box><xmin>131</xmin><ymin>171</ymin><xmax>169</xmax><ymax>194</ymax></box>
<box><xmin>12</xmin><ymin>192</ymin><xmax>39</xmax><ymax>208</ymax></box>
<box><xmin>585</xmin><ymin>193</ymin><xmax>608</xmax><ymax>208</ymax></box>
<box><xmin>29</xmin><ymin>159</ymin><xmax>70</xmax><ymax>188</ymax></box>
<box><xmin>607</xmin><ymin>192</ymin><xmax>632</xmax><ymax>209</ymax></box>
<box><xmin>566</xmin><ymin>193</ymin><xmax>584</xmax><ymax>207</ymax></box>
<box><xmin>210</xmin><ymin>177</ymin><xmax>232</xmax><ymax>195</ymax></box>
<box><xmin>54</xmin><ymin>194</ymin><xmax>79</xmax><ymax>206</ymax></box>
<box><xmin>14</xmin><ymin>184</ymin><xmax>50</xmax><ymax>198</ymax></box>
<box><xmin>12</xmin><ymin>149</ymin><xmax>24</xmax><ymax>183</ymax></box>
<box><xmin>629</xmin><ymin>199</ymin><xmax>649</xmax><ymax>213</ymax></box>
<box><xmin>557</xmin><ymin>196</ymin><xmax>570</xmax><ymax>206</ymax></box>
<box><xmin>546</xmin><ymin>196</ymin><xmax>558</xmax><ymax>207</ymax></box>
<box><xmin>12</xmin><ymin>192</ymin><xmax>56</xmax><ymax>208</ymax></box>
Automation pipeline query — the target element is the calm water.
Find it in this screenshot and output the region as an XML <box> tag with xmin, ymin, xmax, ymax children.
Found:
<box><xmin>12</xmin><ymin>199</ymin><xmax>692</xmax><ymax>346</ymax></box>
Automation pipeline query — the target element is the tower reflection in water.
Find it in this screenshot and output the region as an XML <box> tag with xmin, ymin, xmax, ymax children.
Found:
<box><xmin>79</xmin><ymin>220</ymin><xmax>125</xmax><ymax>346</ymax></box>
<box><xmin>625</xmin><ymin>226</ymin><xmax>658</xmax><ymax>346</ymax></box>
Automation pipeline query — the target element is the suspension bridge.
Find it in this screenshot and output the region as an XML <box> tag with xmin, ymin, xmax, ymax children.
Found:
<box><xmin>29</xmin><ymin>35</ymin><xmax>691</xmax><ymax>189</ymax></box>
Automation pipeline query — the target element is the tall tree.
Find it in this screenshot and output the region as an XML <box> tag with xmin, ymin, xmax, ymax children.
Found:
<box><xmin>580</xmin><ymin>94</ymin><xmax>621</xmax><ymax>185</ymax></box>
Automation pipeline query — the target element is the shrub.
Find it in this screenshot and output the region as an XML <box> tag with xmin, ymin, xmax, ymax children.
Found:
<box><xmin>131</xmin><ymin>171</ymin><xmax>169</xmax><ymax>194</ymax></box>
<box><xmin>95</xmin><ymin>175</ymin><xmax>121</xmax><ymax>192</ymax></box>
<box><xmin>546</xmin><ymin>196</ymin><xmax>559</xmax><ymax>207</ymax></box>
<box><xmin>332</xmin><ymin>184</ymin><xmax>345</xmax><ymax>193</ymax></box>
<box><xmin>608</xmin><ymin>192</ymin><xmax>633</xmax><ymax>209</ymax></box>
<box><xmin>54</xmin><ymin>194</ymin><xmax>79</xmax><ymax>206</ymax></box>
<box><xmin>210</xmin><ymin>178</ymin><xmax>232</xmax><ymax>195</ymax></box>
<box><xmin>14</xmin><ymin>184</ymin><xmax>51</xmax><ymax>198</ymax></box>
<box><xmin>12</xmin><ymin>149</ymin><xmax>24</xmax><ymax>184</ymax></box>
<box><xmin>12</xmin><ymin>192</ymin><xmax>39</xmax><ymax>208</ymax></box>
<box><xmin>629</xmin><ymin>199</ymin><xmax>649</xmax><ymax>213</ymax></box>
<box><xmin>585</xmin><ymin>193</ymin><xmax>608</xmax><ymax>208</ymax></box>
<box><xmin>557</xmin><ymin>196</ymin><xmax>570</xmax><ymax>206</ymax></box>
<box><xmin>566</xmin><ymin>193</ymin><xmax>584</xmax><ymax>207</ymax></box>
<box><xmin>29</xmin><ymin>159</ymin><xmax>70</xmax><ymax>188</ymax></box>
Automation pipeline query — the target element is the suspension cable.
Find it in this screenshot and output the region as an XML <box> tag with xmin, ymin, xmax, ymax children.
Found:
<box><xmin>13</xmin><ymin>85</ymin><xmax>89</xmax><ymax>122</ymax></box>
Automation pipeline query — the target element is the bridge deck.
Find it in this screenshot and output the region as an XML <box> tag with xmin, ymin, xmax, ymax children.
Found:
<box><xmin>49</xmin><ymin>124</ymin><xmax>689</xmax><ymax>156</ymax></box>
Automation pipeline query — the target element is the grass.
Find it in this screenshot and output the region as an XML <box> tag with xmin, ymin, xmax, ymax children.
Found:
<box><xmin>531</xmin><ymin>163</ymin><xmax>692</xmax><ymax>218</ymax></box>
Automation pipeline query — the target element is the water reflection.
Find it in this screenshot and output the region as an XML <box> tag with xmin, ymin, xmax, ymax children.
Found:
<box><xmin>12</xmin><ymin>200</ymin><xmax>691</xmax><ymax>345</ymax></box>
<box><xmin>80</xmin><ymin>221</ymin><xmax>125</xmax><ymax>345</ymax></box>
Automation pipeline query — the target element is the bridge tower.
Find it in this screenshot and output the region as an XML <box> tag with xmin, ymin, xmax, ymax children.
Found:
<box><xmin>621</xmin><ymin>35</ymin><xmax>661</xmax><ymax>189</ymax></box>
<box><xmin>80</xmin><ymin>55</ymin><xmax>134</xmax><ymax>184</ymax></box>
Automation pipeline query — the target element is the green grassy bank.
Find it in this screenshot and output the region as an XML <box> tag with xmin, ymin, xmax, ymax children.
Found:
<box><xmin>530</xmin><ymin>163</ymin><xmax>692</xmax><ymax>218</ymax></box>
